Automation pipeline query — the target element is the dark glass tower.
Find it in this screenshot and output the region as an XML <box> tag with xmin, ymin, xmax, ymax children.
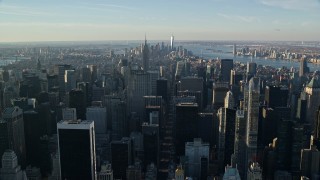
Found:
<box><xmin>175</xmin><ymin>103</ymin><xmax>199</xmax><ymax>156</ymax></box>
<box><xmin>220</xmin><ymin>59</ymin><xmax>233</xmax><ymax>83</ymax></box>
<box><xmin>69</xmin><ymin>89</ymin><xmax>86</xmax><ymax>120</ymax></box>
<box><xmin>57</xmin><ymin>120</ymin><xmax>96</xmax><ymax>180</ymax></box>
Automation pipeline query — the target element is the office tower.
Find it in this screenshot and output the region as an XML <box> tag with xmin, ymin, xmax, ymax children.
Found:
<box><xmin>247</xmin><ymin>162</ymin><xmax>262</xmax><ymax>180</ymax></box>
<box><xmin>69</xmin><ymin>89</ymin><xmax>86</xmax><ymax>120</ymax></box>
<box><xmin>232</xmin><ymin>110</ymin><xmax>246</xmax><ymax>178</ymax></box>
<box><xmin>185</xmin><ymin>138</ymin><xmax>209</xmax><ymax>178</ymax></box>
<box><xmin>64</xmin><ymin>70</ymin><xmax>76</xmax><ymax>92</ymax></box>
<box><xmin>0</xmin><ymin>120</ymin><xmax>9</xmax><ymax>168</ymax></box>
<box><xmin>98</xmin><ymin>163</ymin><xmax>113</xmax><ymax>180</ymax></box>
<box><xmin>92</xmin><ymin>85</ymin><xmax>105</xmax><ymax>102</ymax></box>
<box><xmin>179</xmin><ymin>77</ymin><xmax>204</xmax><ymax>109</ymax></box>
<box><xmin>77</xmin><ymin>82</ymin><xmax>91</xmax><ymax>106</ymax></box>
<box><xmin>264</xmin><ymin>85</ymin><xmax>289</xmax><ymax>108</ymax></box>
<box><xmin>62</xmin><ymin>108</ymin><xmax>77</xmax><ymax>120</ymax></box>
<box><xmin>47</xmin><ymin>74</ymin><xmax>59</xmax><ymax>92</ymax></box>
<box><xmin>230</xmin><ymin>70</ymin><xmax>243</xmax><ymax>86</ymax></box>
<box><xmin>198</xmin><ymin>113</ymin><xmax>214</xmax><ymax>147</ymax></box>
<box><xmin>88</xmin><ymin>65</ymin><xmax>98</xmax><ymax>83</ymax></box>
<box><xmin>142</xmin><ymin>37</ymin><xmax>149</xmax><ymax>72</ymax></box>
<box><xmin>296</xmin><ymin>92</ymin><xmax>307</xmax><ymax>123</ymax></box>
<box><xmin>300</xmin><ymin>145</ymin><xmax>320</xmax><ymax>179</ymax></box>
<box><xmin>175</xmin><ymin>61</ymin><xmax>185</xmax><ymax>80</ymax></box>
<box><xmin>275</xmin><ymin>116</ymin><xmax>292</xmax><ymax>170</ymax></box>
<box><xmin>175</xmin><ymin>165</ymin><xmax>185</xmax><ymax>180</ymax></box>
<box><xmin>142</xmin><ymin>123</ymin><xmax>159</xmax><ymax>169</ymax></box>
<box><xmin>220</xmin><ymin>59</ymin><xmax>233</xmax><ymax>83</ymax></box>
<box><xmin>127</xmin><ymin>70</ymin><xmax>151</xmax><ymax>120</ymax></box>
<box><xmin>212</xmin><ymin>82</ymin><xmax>229</xmax><ymax>110</ymax></box>
<box><xmin>224</xmin><ymin>91</ymin><xmax>234</xmax><ymax>109</ymax></box>
<box><xmin>145</xmin><ymin>163</ymin><xmax>157</xmax><ymax>179</ymax></box>
<box><xmin>245</xmin><ymin>77</ymin><xmax>260</xmax><ymax>172</ymax></box>
<box><xmin>233</xmin><ymin>44</ymin><xmax>237</xmax><ymax>55</ymax></box>
<box><xmin>23</xmin><ymin>110</ymin><xmax>42</xmax><ymax>167</ymax></box>
<box><xmin>247</xmin><ymin>62</ymin><xmax>257</xmax><ymax>76</ymax></box>
<box><xmin>299</xmin><ymin>58</ymin><xmax>309</xmax><ymax>77</ymax></box>
<box><xmin>223</xmin><ymin>165</ymin><xmax>241</xmax><ymax>180</ymax></box>
<box><xmin>81</xmin><ymin>67</ymin><xmax>92</xmax><ymax>83</ymax></box>
<box><xmin>261</xmin><ymin>143</ymin><xmax>276</xmax><ymax>180</ymax></box>
<box><xmin>305</xmin><ymin>77</ymin><xmax>320</xmax><ymax>126</ymax></box>
<box><xmin>148</xmin><ymin>70</ymin><xmax>159</xmax><ymax>96</ymax></box>
<box><xmin>54</xmin><ymin>64</ymin><xmax>71</xmax><ymax>99</ymax></box>
<box><xmin>126</xmin><ymin>163</ymin><xmax>142</xmax><ymax>180</ymax></box>
<box><xmin>156</xmin><ymin>79</ymin><xmax>168</xmax><ymax>102</ymax></box>
<box><xmin>57</xmin><ymin>120</ymin><xmax>96</xmax><ymax>180</ymax></box>
<box><xmin>37</xmin><ymin>102</ymin><xmax>53</xmax><ymax>135</ymax></box>
<box><xmin>175</xmin><ymin>103</ymin><xmax>199</xmax><ymax>156</ymax></box>
<box><xmin>3</xmin><ymin>86</ymin><xmax>16</xmax><ymax>108</ymax></box>
<box><xmin>2</xmin><ymin>107</ymin><xmax>26</xmax><ymax>168</ymax></box>
<box><xmin>111</xmin><ymin>137</ymin><xmax>133</xmax><ymax>180</ymax></box>
<box><xmin>0</xmin><ymin>150</ymin><xmax>25</xmax><ymax>180</ymax></box>
<box><xmin>86</xmin><ymin>107</ymin><xmax>107</xmax><ymax>134</ymax></box>
<box><xmin>170</xmin><ymin>35</ymin><xmax>174</xmax><ymax>50</ymax></box>
<box><xmin>291</xmin><ymin>124</ymin><xmax>304</xmax><ymax>175</ymax></box>
<box><xmin>25</xmin><ymin>166</ymin><xmax>41</xmax><ymax>180</ymax></box>
<box><xmin>217</xmin><ymin>107</ymin><xmax>236</xmax><ymax>167</ymax></box>
<box><xmin>111</xmin><ymin>98</ymin><xmax>127</xmax><ymax>140</ymax></box>
<box><xmin>313</xmin><ymin>107</ymin><xmax>320</xmax><ymax>149</ymax></box>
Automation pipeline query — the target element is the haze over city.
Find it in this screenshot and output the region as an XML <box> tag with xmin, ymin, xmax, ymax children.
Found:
<box><xmin>1</xmin><ymin>0</ymin><xmax>320</xmax><ymax>42</ymax></box>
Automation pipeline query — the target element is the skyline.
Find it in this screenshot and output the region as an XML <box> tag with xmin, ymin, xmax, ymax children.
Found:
<box><xmin>1</xmin><ymin>0</ymin><xmax>320</xmax><ymax>42</ymax></box>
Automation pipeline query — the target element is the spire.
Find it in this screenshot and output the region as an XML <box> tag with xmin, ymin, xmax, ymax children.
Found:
<box><xmin>144</xmin><ymin>33</ymin><xmax>147</xmax><ymax>45</ymax></box>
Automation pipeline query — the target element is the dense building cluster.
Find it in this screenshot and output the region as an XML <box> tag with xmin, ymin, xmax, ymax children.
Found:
<box><xmin>0</xmin><ymin>39</ymin><xmax>320</xmax><ymax>180</ymax></box>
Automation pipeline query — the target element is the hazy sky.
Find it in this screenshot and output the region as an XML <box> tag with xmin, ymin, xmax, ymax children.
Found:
<box><xmin>0</xmin><ymin>0</ymin><xmax>320</xmax><ymax>42</ymax></box>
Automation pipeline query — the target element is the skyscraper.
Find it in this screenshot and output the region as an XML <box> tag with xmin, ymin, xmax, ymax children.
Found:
<box><xmin>86</xmin><ymin>107</ymin><xmax>107</xmax><ymax>134</ymax></box>
<box><xmin>300</xmin><ymin>145</ymin><xmax>320</xmax><ymax>179</ymax></box>
<box><xmin>170</xmin><ymin>35</ymin><xmax>174</xmax><ymax>50</ymax></box>
<box><xmin>175</xmin><ymin>102</ymin><xmax>199</xmax><ymax>156</ymax></box>
<box><xmin>57</xmin><ymin>120</ymin><xmax>97</xmax><ymax>180</ymax></box>
<box><xmin>247</xmin><ymin>62</ymin><xmax>257</xmax><ymax>76</ymax></box>
<box><xmin>220</xmin><ymin>59</ymin><xmax>233</xmax><ymax>83</ymax></box>
<box><xmin>2</xmin><ymin>107</ymin><xmax>26</xmax><ymax>168</ymax></box>
<box><xmin>299</xmin><ymin>58</ymin><xmax>309</xmax><ymax>77</ymax></box>
<box><xmin>54</xmin><ymin>64</ymin><xmax>71</xmax><ymax>99</ymax></box>
<box><xmin>142</xmin><ymin>37</ymin><xmax>149</xmax><ymax>72</ymax></box>
<box><xmin>305</xmin><ymin>77</ymin><xmax>320</xmax><ymax>126</ymax></box>
<box><xmin>245</xmin><ymin>77</ymin><xmax>260</xmax><ymax>172</ymax></box>
<box><xmin>111</xmin><ymin>137</ymin><xmax>133</xmax><ymax>180</ymax></box>
<box><xmin>232</xmin><ymin>110</ymin><xmax>246</xmax><ymax>179</ymax></box>
<box><xmin>185</xmin><ymin>138</ymin><xmax>209</xmax><ymax>178</ymax></box>
<box><xmin>64</xmin><ymin>70</ymin><xmax>76</xmax><ymax>92</ymax></box>
<box><xmin>69</xmin><ymin>89</ymin><xmax>86</xmax><ymax>120</ymax></box>
<box><xmin>217</xmin><ymin>107</ymin><xmax>236</xmax><ymax>167</ymax></box>
<box><xmin>0</xmin><ymin>150</ymin><xmax>25</xmax><ymax>180</ymax></box>
<box><xmin>127</xmin><ymin>70</ymin><xmax>151</xmax><ymax>120</ymax></box>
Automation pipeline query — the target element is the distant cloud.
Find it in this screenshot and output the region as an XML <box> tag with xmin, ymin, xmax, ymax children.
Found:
<box><xmin>259</xmin><ymin>0</ymin><xmax>320</xmax><ymax>10</ymax></box>
<box><xmin>78</xmin><ymin>2</ymin><xmax>137</xmax><ymax>12</ymax></box>
<box><xmin>0</xmin><ymin>5</ymin><xmax>56</xmax><ymax>16</ymax></box>
<box><xmin>217</xmin><ymin>13</ymin><xmax>260</xmax><ymax>23</ymax></box>
<box><xmin>274</xmin><ymin>28</ymin><xmax>280</xmax><ymax>31</ymax></box>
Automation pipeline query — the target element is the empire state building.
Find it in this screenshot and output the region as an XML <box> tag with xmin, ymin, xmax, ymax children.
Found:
<box><xmin>142</xmin><ymin>37</ymin><xmax>149</xmax><ymax>72</ymax></box>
